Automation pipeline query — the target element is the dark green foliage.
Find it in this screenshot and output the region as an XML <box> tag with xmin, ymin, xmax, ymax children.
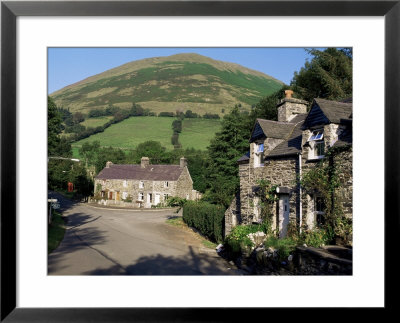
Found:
<box><xmin>291</xmin><ymin>48</ymin><xmax>352</xmax><ymax>102</ymax></box>
<box><xmin>166</xmin><ymin>196</ymin><xmax>187</xmax><ymax>207</ymax></box>
<box><xmin>203</xmin><ymin>113</ymin><xmax>220</xmax><ymax>119</ymax></box>
<box><xmin>184</xmin><ymin>110</ymin><xmax>199</xmax><ymax>118</ymax></box>
<box><xmin>205</xmin><ymin>106</ymin><xmax>250</xmax><ymax>206</ymax></box>
<box><xmin>72</xmin><ymin>112</ymin><xmax>85</xmax><ymax>124</ymax></box>
<box><xmin>48</xmin><ymin>96</ymin><xmax>71</xmax><ymax>157</ymax></box>
<box><xmin>130</xmin><ymin>103</ymin><xmax>144</xmax><ymax>116</ymax></box>
<box><xmin>183</xmin><ymin>201</ymin><xmax>225</xmax><ymax>243</ymax></box>
<box><xmin>172</xmin><ymin>119</ymin><xmax>182</xmax><ymax>133</ymax></box>
<box><xmin>94</xmin><ymin>146</ymin><xmax>127</xmax><ymax>173</ymax></box>
<box><xmin>248</xmin><ymin>86</ymin><xmax>291</xmax><ymax>128</ymax></box>
<box><xmin>159</xmin><ymin>111</ymin><xmax>175</xmax><ymax>117</ymax></box>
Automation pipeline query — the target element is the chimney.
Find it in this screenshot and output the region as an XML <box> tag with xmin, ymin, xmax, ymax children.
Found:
<box><xmin>106</xmin><ymin>161</ymin><xmax>113</xmax><ymax>168</ymax></box>
<box><xmin>141</xmin><ymin>157</ymin><xmax>149</xmax><ymax>168</ymax></box>
<box><xmin>277</xmin><ymin>91</ymin><xmax>308</xmax><ymax>122</ymax></box>
<box><xmin>180</xmin><ymin>157</ymin><xmax>187</xmax><ymax>168</ymax></box>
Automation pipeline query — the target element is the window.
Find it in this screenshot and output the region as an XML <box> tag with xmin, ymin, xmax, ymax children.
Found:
<box><xmin>122</xmin><ymin>191</ymin><xmax>128</xmax><ymax>200</ymax></box>
<box><xmin>308</xmin><ymin>130</ymin><xmax>325</xmax><ymax>159</ymax></box>
<box><xmin>254</xmin><ymin>142</ymin><xmax>264</xmax><ymax>167</ymax></box>
<box><xmin>164</xmin><ymin>181</ymin><xmax>169</xmax><ymax>188</ymax></box>
<box><xmin>164</xmin><ymin>194</ymin><xmax>169</xmax><ymax>200</ymax></box>
<box><xmin>123</xmin><ymin>180</ymin><xmax>127</xmax><ymax>187</ymax></box>
<box><xmin>139</xmin><ymin>181</ymin><xmax>144</xmax><ymax>188</ymax></box>
<box><xmin>315</xmin><ymin>196</ymin><xmax>326</xmax><ymax>227</ymax></box>
<box><xmin>138</xmin><ymin>192</ymin><xmax>144</xmax><ymax>201</ymax></box>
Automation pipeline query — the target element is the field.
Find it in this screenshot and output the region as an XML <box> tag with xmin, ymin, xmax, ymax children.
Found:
<box><xmin>180</xmin><ymin>119</ymin><xmax>221</xmax><ymax>150</ymax></box>
<box><xmin>71</xmin><ymin>116</ymin><xmax>221</xmax><ymax>156</ymax></box>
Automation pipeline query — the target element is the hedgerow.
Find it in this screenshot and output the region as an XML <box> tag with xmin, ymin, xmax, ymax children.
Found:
<box><xmin>182</xmin><ymin>201</ymin><xmax>225</xmax><ymax>243</ymax></box>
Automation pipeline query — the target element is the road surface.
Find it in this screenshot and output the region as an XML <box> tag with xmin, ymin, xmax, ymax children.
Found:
<box><xmin>48</xmin><ymin>193</ymin><xmax>242</xmax><ymax>275</ymax></box>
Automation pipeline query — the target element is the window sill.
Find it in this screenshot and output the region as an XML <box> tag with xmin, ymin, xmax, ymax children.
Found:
<box><xmin>254</xmin><ymin>164</ymin><xmax>264</xmax><ymax>168</ymax></box>
<box><xmin>306</xmin><ymin>156</ymin><xmax>325</xmax><ymax>162</ymax></box>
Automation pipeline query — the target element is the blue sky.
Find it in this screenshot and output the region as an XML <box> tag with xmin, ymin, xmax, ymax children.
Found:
<box><xmin>48</xmin><ymin>47</ymin><xmax>315</xmax><ymax>94</ymax></box>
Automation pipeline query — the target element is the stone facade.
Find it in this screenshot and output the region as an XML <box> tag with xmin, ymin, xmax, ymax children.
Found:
<box><xmin>94</xmin><ymin>157</ymin><xmax>199</xmax><ymax>208</ymax></box>
<box><xmin>225</xmin><ymin>96</ymin><xmax>353</xmax><ymax>239</ymax></box>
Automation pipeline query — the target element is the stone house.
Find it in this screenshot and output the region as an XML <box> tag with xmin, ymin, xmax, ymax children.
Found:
<box><xmin>225</xmin><ymin>90</ymin><xmax>352</xmax><ymax>239</ymax></box>
<box><xmin>94</xmin><ymin>157</ymin><xmax>200</xmax><ymax>208</ymax></box>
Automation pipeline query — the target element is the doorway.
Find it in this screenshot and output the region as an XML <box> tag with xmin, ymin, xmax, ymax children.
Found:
<box><xmin>278</xmin><ymin>195</ymin><xmax>290</xmax><ymax>238</ymax></box>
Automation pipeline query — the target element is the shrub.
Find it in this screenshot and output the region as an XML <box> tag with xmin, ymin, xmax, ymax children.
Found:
<box><xmin>299</xmin><ymin>227</ymin><xmax>333</xmax><ymax>247</ymax></box>
<box><xmin>166</xmin><ymin>196</ymin><xmax>187</xmax><ymax>207</ymax></box>
<box><xmin>264</xmin><ymin>236</ymin><xmax>297</xmax><ymax>261</ymax></box>
<box><xmin>224</xmin><ymin>223</ymin><xmax>269</xmax><ymax>255</ymax></box>
<box><xmin>182</xmin><ymin>201</ymin><xmax>225</xmax><ymax>243</ymax></box>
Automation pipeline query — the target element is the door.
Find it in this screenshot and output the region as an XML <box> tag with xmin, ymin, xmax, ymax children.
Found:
<box><xmin>147</xmin><ymin>193</ymin><xmax>153</xmax><ymax>204</ymax></box>
<box><xmin>116</xmin><ymin>191</ymin><xmax>120</xmax><ymax>201</ymax></box>
<box><xmin>155</xmin><ymin>194</ymin><xmax>160</xmax><ymax>205</ymax></box>
<box><xmin>278</xmin><ymin>195</ymin><xmax>290</xmax><ymax>238</ymax></box>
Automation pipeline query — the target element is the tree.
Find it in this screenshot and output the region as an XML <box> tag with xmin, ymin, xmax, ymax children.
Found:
<box><xmin>126</xmin><ymin>141</ymin><xmax>170</xmax><ymax>165</ymax></box>
<box><xmin>79</xmin><ymin>141</ymin><xmax>101</xmax><ymax>166</ymax></box>
<box><xmin>205</xmin><ymin>106</ymin><xmax>250</xmax><ymax>207</ymax></box>
<box><xmin>48</xmin><ymin>96</ymin><xmax>71</xmax><ymax>157</ymax></box>
<box><xmin>291</xmin><ymin>48</ymin><xmax>352</xmax><ymax>102</ymax></box>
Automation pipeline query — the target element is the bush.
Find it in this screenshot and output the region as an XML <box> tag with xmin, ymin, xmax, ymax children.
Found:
<box><xmin>224</xmin><ymin>223</ymin><xmax>268</xmax><ymax>254</ymax></box>
<box><xmin>182</xmin><ymin>201</ymin><xmax>225</xmax><ymax>243</ymax></box>
<box><xmin>264</xmin><ymin>236</ymin><xmax>297</xmax><ymax>261</ymax></box>
<box><xmin>166</xmin><ymin>196</ymin><xmax>187</xmax><ymax>207</ymax></box>
<box><xmin>159</xmin><ymin>112</ymin><xmax>175</xmax><ymax>117</ymax></box>
<box><xmin>300</xmin><ymin>227</ymin><xmax>333</xmax><ymax>247</ymax></box>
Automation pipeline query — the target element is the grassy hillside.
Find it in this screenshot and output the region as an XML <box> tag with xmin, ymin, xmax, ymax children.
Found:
<box><xmin>71</xmin><ymin>116</ymin><xmax>221</xmax><ymax>156</ymax></box>
<box><xmin>51</xmin><ymin>53</ymin><xmax>284</xmax><ymax>115</ymax></box>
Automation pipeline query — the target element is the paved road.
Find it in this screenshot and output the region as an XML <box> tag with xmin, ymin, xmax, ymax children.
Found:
<box><xmin>48</xmin><ymin>193</ymin><xmax>243</xmax><ymax>275</ymax></box>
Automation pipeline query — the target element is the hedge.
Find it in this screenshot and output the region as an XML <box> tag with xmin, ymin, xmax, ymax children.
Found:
<box><xmin>182</xmin><ymin>201</ymin><xmax>225</xmax><ymax>243</ymax></box>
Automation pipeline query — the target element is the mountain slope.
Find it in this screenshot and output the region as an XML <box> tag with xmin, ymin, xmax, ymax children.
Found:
<box><xmin>51</xmin><ymin>53</ymin><xmax>284</xmax><ymax>115</ymax></box>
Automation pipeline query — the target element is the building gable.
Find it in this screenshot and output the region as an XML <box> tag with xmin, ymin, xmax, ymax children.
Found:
<box><xmin>250</xmin><ymin>122</ymin><xmax>266</xmax><ymax>142</ymax></box>
<box><xmin>303</xmin><ymin>104</ymin><xmax>330</xmax><ymax>129</ymax></box>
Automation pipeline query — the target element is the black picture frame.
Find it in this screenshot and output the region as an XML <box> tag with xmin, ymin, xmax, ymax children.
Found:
<box><xmin>1</xmin><ymin>0</ymin><xmax>399</xmax><ymax>321</ymax></box>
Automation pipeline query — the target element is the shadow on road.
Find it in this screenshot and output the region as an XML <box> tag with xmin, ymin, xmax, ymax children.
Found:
<box><xmin>83</xmin><ymin>246</ymin><xmax>239</xmax><ymax>276</ymax></box>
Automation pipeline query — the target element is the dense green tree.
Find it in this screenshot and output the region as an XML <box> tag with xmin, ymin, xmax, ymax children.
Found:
<box><xmin>205</xmin><ymin>106</ymin><xmax>250</xmax><ymax>207</ymax></box>
<box><xmin>48</xmin><ymin>96</ymin><xmax>71</xmax><ymax>157</ymax></box>
<box><xmin>79</xmin><ymin>141</ymin><xmax>101</xmax><ymax>166</ymax></box>
<box><xmin>291</xmin><ymin>48</ymin><xmax>352</xmax><ymax>102</ymax></box>
<box><xmin>95</xmin><ymin>146</ymin><xmax>127</xmax><ymax>173</ymax></box>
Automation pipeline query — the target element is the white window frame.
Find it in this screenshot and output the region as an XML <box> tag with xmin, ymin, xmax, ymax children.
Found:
<box><xmin>308</xmin><ymin>129</ymin><xmax>325</xmax><ymax>159</ymax></box>
<box><xmin>254</xmin><ymin>142</ymin><xmax>264</xmax><ymax>167</ymax></box>
<box><xmin>164</xmin><ymin>181</ymin><xmax>169</xmax><ymax>188</ymax></box>
<box><xmin>139</xmin><ymin>181</ymin><xmax>144</xmax><ymax>188</ymax></box>
<box><xmin>122</xmin><ymin>191</ymin><xmax>128</xmax><ymax>200</ymax></box>
<box><xmin>123</xmin><ymin>180</ymin><xmax>127</xmax><ymax>187</ymax></box>
<box><xmin>138</xmin><ymin>192</ymin><xmax>144</xmax><ymax>201</ymax></box>
<box><xmin>164</xmin><ymin>193</ymin><xmax>169</xmax><ymax>201</ymax></box>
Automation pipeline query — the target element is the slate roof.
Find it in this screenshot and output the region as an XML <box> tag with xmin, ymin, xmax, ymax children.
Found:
<box><xmin>331</xmin><ymin>127</ymin><xmax>353</xmax><ymax>148</ymax></box>
<box><xmin>267</xmin><ymin>114</ymin><xmax>307</xmax><ymax>157</ymax></box>
<box><xmin>96</xmin><ymin>164</ymin><xmax>184</xmax><ymax>181</ymax></box>
<box><xmin>256</xmin><ymin>119</ymin><xmax>296</xmax><ymax>139</ymax></box>
<box><xmin>314</xmin><ymin>98</ymin><xmax>352</xmax><ymax>124</ymax></box>
<box><xmin>237</xmin><ymin>151</ymin><xmax>250</xmax><ymax>163</ymax></box>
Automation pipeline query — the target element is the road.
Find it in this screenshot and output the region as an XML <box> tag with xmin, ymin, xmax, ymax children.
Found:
<box><xmin>48</xmin><ymin>193</ymin><xmax>243</xmax><ymax>275</ymax></box>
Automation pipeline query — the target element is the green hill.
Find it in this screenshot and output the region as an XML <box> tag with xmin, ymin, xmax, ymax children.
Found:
<box><xmin>50</xmin><ymin>53</ymin><xmax>284</xmax><ymax>116</ymax></box>
<box><xmin>71</xmin><ymin>116</ymin><xmax>221</xmax><ymax>157</ymax></box>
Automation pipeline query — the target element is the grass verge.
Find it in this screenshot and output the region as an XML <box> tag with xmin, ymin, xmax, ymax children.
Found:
<box><xmin>48</xmin><ymin>210</ymin><xmax>66</xmax><ymax>254</ymax></box>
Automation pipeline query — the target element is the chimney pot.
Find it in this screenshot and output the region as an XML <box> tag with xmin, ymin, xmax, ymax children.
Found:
<box><xmin>285</xmin><ymin>90</ymin><xmax>294</xmax><ymax>99</ymax></box>
<box><xmin>106</xmin><ymin>161</ymin><xmax>113</xmax><ymax>168</ymax></box>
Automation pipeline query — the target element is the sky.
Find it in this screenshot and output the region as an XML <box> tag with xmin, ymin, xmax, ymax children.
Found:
<box><xmin>48</xmin><ymin>47</ymin><xmax>316</xmax><ymax>94</ymax></box>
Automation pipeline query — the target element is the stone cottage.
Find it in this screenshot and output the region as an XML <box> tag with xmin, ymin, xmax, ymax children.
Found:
<box><xmin>94</xmin><ymin>157</ymin><xmax>200</xmax><ymax>208</ymax></box>
<box><xmin>225</xmin><ymin>90</ymin><xmax>352</xmax><ymax>238</ymax></box>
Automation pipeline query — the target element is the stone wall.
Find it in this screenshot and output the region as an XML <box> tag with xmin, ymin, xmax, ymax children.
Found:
<box><xmin>238</xmin><ymin>156</ymin><xmax>299</xmax><ymax>235</ymax></box>
<box><xmin>175</xmin><ymin>167</ymin><xmax>194</xmax><ymax>200</ymax></box>
<box><xmin>224</xmin><ymin>193</ymin><xmax>241</xmax><ymax>237</ymax></box>
<box><xmin>333</xmin><ymin>148</ymin><xmax>353</xmax><ymax>218</ymax></box>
